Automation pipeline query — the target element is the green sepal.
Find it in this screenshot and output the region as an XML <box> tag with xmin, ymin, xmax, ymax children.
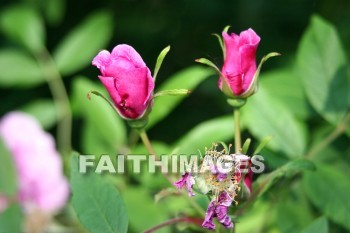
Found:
<box><xmin>253</xmin><ymin>135</ymin><xmax>273</xmax><ymax>155</ymax></box>
<box><xmin>153</xmin><ymin>45</ymin><xmax>170</xmax><ymax>82</ymax></box>
<box><xmin>241</xmin><ymin>138</ymin><xmax>251</xmax><ymax>155</ymax></box>
<box><xmin>87</xmin><ymin>90</ymin><xmax>119</xmax><ymax>115</ymax></box>
<box><xmin>227</xmin><ymin>98</ymin><xmax>247</xmax><ymax>108</ymax></box>
<box><xmin>154</xmin><ymin>89</ymin><xmax>191</xmax><ymax>98</ymax></box>
<box><xmin>212</xmin><ymin>33</ymin><xmax>225</xmax><ymax>59</ymax></box>
<box><xmin>127</xmin><ymin>116</ymin><xmax>148</xmax><ymax>130</ymax></box>
<box><xmin>220</xmin><ymin>75</ymin><xmax>236</xmax><ymax>98</ymax></box>
<box><xmin>195</xmin><ymin>58</ymin><xmax>222</xmax><ymax>74</ymax></box>
<box><xmin>88</xmin><ymin>90</ymin><xmax>151</xmax><ymax>129</ymax></box>
<box><xmin>240</xmin><ymin>52</ymin><xmax>281</xmax><ymax>98</ymax></box>
<box><xmin>223</xmin><ymin>25</ymin><xmax>231</xmax><ymax>34</ymax></box>
<box><xmin>217</xmin><ymin>141</ymin><xmax>230</xmax><ymax>154</ymax></box>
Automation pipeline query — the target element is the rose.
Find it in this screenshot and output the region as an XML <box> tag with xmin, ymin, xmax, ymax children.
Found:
<box><xmin>219</xmin><ymin>28</ymin><xmax>260</xmax><ymax>97</ymax></box>
<box><xmin>92</xmin><ymin>44</ymin><xmax>154</xmax><ymax>119</ymax></box>
<box><xmin>0</xmin><ymin>112</ymin><xmax>69</xmax><ymax>214</ymax></box>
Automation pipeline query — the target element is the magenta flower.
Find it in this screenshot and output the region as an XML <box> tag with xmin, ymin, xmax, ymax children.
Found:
<box><xmin>234</xmin><ymin>154</ymin><xmax>253</xmax><ymax>195</ymax></box>
<box><xmin>173</xmin><ymin>172</ymin><xmax>195</xmax><ymax>196</ymax></box>
<box><xmin>219</xmin><ymin>28</ymin><xmax>260</xmax><ymax>96</ymax></box>
<box><xmin>244</xmin><ymin>168</ymin><xmax>253</xmax><ymax>194</ymax></box>
<box><xmin>202</xmin><ymin>192</ymin><xmax>234</xmax><ymax>230</ymax></box>
<box><xmin>0</xmin><ymin>112</ymin><xmax>69</xmax><ymax>214</ymax></box>
<box><xmin>92</xmin><ymin>44</ymin><xmax>154</xmax><ymax>119</ymax></box>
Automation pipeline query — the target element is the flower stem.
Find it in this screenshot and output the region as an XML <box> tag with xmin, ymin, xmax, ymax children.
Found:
<box><xmin>34</xmin><ymin>48</ymin><xmax>72</xmax><ymax>157</ymax></box>
<box><xmin>138</xmin><ymin>129</ymin><xmax>206</xmax><ymax>217</ymax></box>
<box><xmin>143</xmin><ymin>217</ymin><xmax>203</xmax><ymax>233</ymax></box>
<box><xmin>139</xmin><ymin>129</ymin><xmax>157</xmax><ymax>156</ymax></box>
<box><xmin>234</xmin><ymin>108</ymin><xmax>241</xmax><ymax>153</ymax></box>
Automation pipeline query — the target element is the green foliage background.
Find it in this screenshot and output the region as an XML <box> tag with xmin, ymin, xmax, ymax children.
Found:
<box><xmin>0</xmin><ymin>0</ymin><xmax>350</xmax><ymax>233</ymax></box>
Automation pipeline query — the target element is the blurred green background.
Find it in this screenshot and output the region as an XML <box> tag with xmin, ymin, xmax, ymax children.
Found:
<box><xmin>1</xmin><ymin>0</ymin><xmax>350</xmax><ymax>233</ymax></box>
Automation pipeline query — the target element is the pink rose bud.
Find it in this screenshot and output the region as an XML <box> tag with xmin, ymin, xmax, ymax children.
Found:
<box><xmin>0</xmin><ymin>112</ymin><xmax>69</xmax><ymax>214</ymax></box>
<box><xmin>92</xmin><ymin>44</ymin><xmax>155</xmax><ymax>119</ymax></box>
<box><xmin>219</xmin><ymin>28</ymin><xmax>261</xmax><ymax>97</ymax></box>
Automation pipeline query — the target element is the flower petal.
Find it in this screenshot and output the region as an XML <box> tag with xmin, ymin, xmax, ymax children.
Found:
<box><xmin>92</xmin><ymin>50</ymin><xmax>111</xmax><ymax>75</ymax></box>
<box><xmin>111</xmin><ymin>44</ymin><xmax>146</xmax><ymax>68</ymax></box>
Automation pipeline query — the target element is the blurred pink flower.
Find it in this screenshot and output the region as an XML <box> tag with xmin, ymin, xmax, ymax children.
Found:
<box><xmin>219</xmin><ymin>28</ymin><xmax>260</xmax><ymax>96</ymax></box>
<box><xmin>0</xmin><ymin>195</ymin><xmax>8</xmax><ymax>212</ymax></box>
<box><xmin>92</xmin><ymin>44</ymin><xmax>154</xmax><ymax>119</ymax></box>
<box><xmin>0</xmin><ymin>112</ymin><xmax>69</xmax><ymax>214</ymax></box>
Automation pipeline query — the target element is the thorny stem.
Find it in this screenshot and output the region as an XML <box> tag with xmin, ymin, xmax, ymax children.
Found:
<box><xmin>143</xmin><ymin>217</ymin><xmax>203</xmax><ymax>233</ymax></box>
<box><xmin>138</xmin><ymin>129</ymin><xmax>206</xmax><ymax>217</ymax></box>
<box><xmin>306</xmin><ymin>111</ymin><xmax>350</xmax><ymax>159</ymax></box>
<box><xmin>234</xmin><ymin>108</ymin><xmax>241</xmax><ymax>153</ymax></box>
<box><xmin>34</xmin><ymin>48</ymin><xmax>72</xmax><ymax>157</ymax></box>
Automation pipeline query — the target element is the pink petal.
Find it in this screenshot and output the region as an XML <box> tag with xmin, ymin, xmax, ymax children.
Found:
<box><xmin>92</xmin><ymin>50</ymin><xmax>112</xmax><ymax>75</ymax></box>
<box><xmin>98</xmin><ymin>76</ymin><xmax>121</xmax><ymax>106</ymax></box>
<box><xmin>111</xmin><ymin>44</ymin><xmax>146</xmax><ymax>68</ymax></box>
<box><xmin>239</xmin><ymin>29</ymin><xmax>260</xmax><ymax>92</ymax></box>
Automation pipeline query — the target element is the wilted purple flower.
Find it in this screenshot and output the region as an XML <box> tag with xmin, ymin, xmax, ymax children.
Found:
<box><xmin>173</xmin><ymin>172</ymin><xmax>195</xmax><ymax>196</ymax></box>
<box><xmin>0</xmin><ymin>112</ymin><xmax>69</xmax><ymax>214</ymax></box>
<box><xmin>210</xmin><ymin>164</ymin><xmax>228</xmax><ymax>181</ymax></box>
<box><xmin>202</xmin><ymin>192</ymin><xmax>234</xmax><ymax>230</ymax></box>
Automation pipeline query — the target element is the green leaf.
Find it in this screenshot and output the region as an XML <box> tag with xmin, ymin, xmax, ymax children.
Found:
<box><xmin>122</xmin><ymin>187</ymin><xmax>170</xmax><ymax>233</ymax></box>
<box><xmin>53</xmin><ymin>11</ymin><xmax>113</xmax><ymax>75</ymax></box>
<box><xmin>260</xmin><ymin>67</ymin><xmax>313</xmax><ymax>119</ymax></box>
<box><xmin>276</xmin><ymin>187</ymin><xmax>314</xmax><ymax>233</ymax></box>
<box><xmin>235</xmin><ymin>200</ymin><xmax>272</xmax><ymax>233</ymax></box>
<box><xmin>70</xmin><ymin>154</ymin><xmax>128</xmax><ymax>233</ymax></box>
<box><xmin>21</xmin><ymin>99</ymin><xmax>57</xmax><ymax>129</ymax></box>
<box><xmin>0</xmin><ymin>204</ymin><xmax>23</xmax><ymax>233</ymax></box>
<box><xmin>81</xmin><ymin>121</ymin><xmax>116</xmax><ymax>156</ymax></box>
<box><xmin>303</xmin><ymin>164</ymin><xmax>350</xmax><ymax>231</ymax></box>
<box><xmin>72</xmin><ymin>77</ymin><xmax>127</xmax><ymax>150</ymax></box>
<box><xmin>244</xmin><ymin>85</ymin><xmax>307</xmax><ymax>157</ymax></box>
<box><xmin>0</xmin><ymin>138</ymin><xmax>17</xmax><ymax>196</ymax></box>
<box><xmin>153</xmin><ymin>45</ymin><xmax>170</xmax><ymax>82</ymax></box>
<box><xmin>0</xmin><ymin>5</ymin><xmax>45</xmax><ymax>52</ymax></box>
<box><xmin>147</xmin><ymin>66</ymin><xmax>213</xmax><ymax>128</ymax></box>
<box><xmin>174</xmin><ymin>115</ymin><xmax>233</xmax><ymax>155</ymax></box>
<box><xmin>0</xmin><ymin>49</ymin><xmax>44</xmax><ymax>88</ymax></box>
<box><xmin>257</xmin><ymin>159</ymin><xmax>315</xmax><ymax>197</ymax></box>
<box><xmin>301</xmin><ymin>217</ymin><xmax>328</xmax><ymax>233</ymax></box>
<box><xmin>296</xmin><ymin>15</ymin><xmax>349</xmax><ymax>125</ymax></box>
<box><xmin>43</xmin><ymin>0</ymin><xmax>65</xmax><ymax>25</ymax></box>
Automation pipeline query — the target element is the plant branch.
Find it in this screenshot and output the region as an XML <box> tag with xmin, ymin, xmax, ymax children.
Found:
<box><xmin>34</xmin><ymin>48</ymin><xmax>72</xmax><ymax>157</ymax></box>
<box><xmin>143</xmin><ymin>217</ymin><xmax>203</xmax><ymax>233</ymax></box>
<box><xmin>306</xmin><ymin>111</ymin><xmax>350</xmax><ymax>159</ymax></box>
